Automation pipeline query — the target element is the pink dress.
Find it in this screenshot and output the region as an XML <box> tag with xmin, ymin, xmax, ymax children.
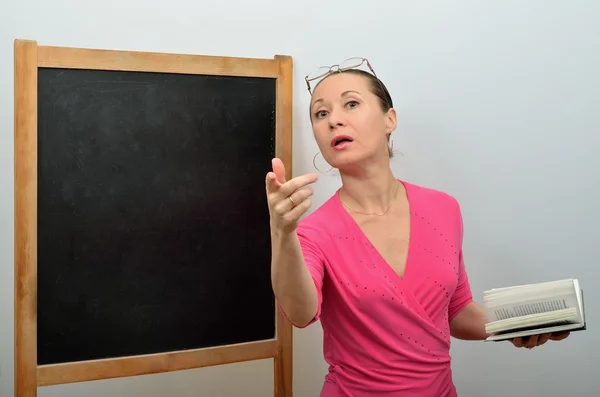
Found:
<box><xmin>278</xmin><ymin>180</ymin><xmax>473</xmax><ymax>396</ymax></box>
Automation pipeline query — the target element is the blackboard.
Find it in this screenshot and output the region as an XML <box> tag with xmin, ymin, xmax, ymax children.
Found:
<box><xmin>14</xmin><ymin>40</ymin><xmax>293</xmax><ymax>397</ymax></box>
<box><xmin>37</xmin><ymin>67</ymin><xmax>277</xmax><ymax>364</ymax></box>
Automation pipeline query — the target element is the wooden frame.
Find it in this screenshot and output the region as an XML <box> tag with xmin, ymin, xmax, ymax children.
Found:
<box><xmin>14</xmin><ymin>39</ymin><xmax>293</xmax><ymax>397</ymax></box>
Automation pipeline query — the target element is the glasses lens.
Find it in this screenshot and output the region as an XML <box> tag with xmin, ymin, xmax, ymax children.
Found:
<box><xmin>339</xmin><ymin>57</ymin><xmax>365</xmax><ymax>70</ymax></box>
<box><xmin>306</xmin><ymin>66</ymin><xmax>332</xmax><ymax>81</ymax></box>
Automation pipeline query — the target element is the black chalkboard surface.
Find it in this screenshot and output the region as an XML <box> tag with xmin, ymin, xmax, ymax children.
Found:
<box><xmin>15</xmin><ymin>40</ymin><xmax>293</xmax><ymax>396</ymax></box>
<box><xmin>36</xmin><ymin>68</ymin><xmax>277</xmax><ymax>364</ymax></box>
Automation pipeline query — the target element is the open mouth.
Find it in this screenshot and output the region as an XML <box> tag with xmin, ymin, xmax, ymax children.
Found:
<box><xmin>331</xmin><ymin>135</ymin><xmax>354</xmax><ymax>147</ymax></box>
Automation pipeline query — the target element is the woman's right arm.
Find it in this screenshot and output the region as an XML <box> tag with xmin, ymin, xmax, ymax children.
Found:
<box><xmin>265</xmin><ymin>158</ymin><xmax>320</xmax><ymax>327</ymax></box>
<box><xmin>270</xmin><ymin>229</ymin><xmax>319</xmax><ymax>327</ymax></box>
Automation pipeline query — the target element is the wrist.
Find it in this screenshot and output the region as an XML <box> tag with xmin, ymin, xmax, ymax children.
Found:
<box><xmin>271</xmin><ymin>226</ymin><xmax>296</xmax><ymax>241</ymax></box>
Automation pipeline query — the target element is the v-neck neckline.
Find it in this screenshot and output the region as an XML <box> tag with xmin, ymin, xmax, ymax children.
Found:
<box><xmin>335</xmin><ymin>179</ymin><xmax>414</xmax><ymax>282</ymax></box>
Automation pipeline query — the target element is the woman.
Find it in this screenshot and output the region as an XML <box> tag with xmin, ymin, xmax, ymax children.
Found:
<box><xmin>265</xmin><ymin>58</ymin><xmax>568</xmax><ymax>396</ymax></box>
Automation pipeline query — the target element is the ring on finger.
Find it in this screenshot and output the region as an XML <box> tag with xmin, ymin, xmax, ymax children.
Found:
<box><xmin>288</xmin><ymin>196</ymin><xmax>296</xmax><ymax>207</ymax></box>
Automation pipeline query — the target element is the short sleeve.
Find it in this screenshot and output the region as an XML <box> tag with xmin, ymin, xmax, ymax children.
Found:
<box><xmin>276</xmin><ymin>222</ymin><xmax>325</xmax><ymax>328</ymax></box>
<box><xmin>448</xmin><ymin>199</ymin><xmax>474</xmax><ymax>322</ymax></box>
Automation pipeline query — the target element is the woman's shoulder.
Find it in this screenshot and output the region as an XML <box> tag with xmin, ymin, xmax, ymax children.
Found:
<box><xmin>403</xmin><ymin>180</ymin><xmax>465</xmax><ymax>241</ymax></box>
<box><xmin>296</xmin><ymin>192</ymin><xmax>342</xmax><ymax>237</ymax></box>
<box><xmin>403</xmin><ymin>180</ymin><xmax>462</xmax><ymax>214</ymax></box>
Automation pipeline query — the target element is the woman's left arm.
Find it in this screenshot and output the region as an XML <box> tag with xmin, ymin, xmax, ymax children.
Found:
<box><xmin>450</xmin><ymin>301</ymin><xmax>489</xmax><ymax>340</ymax></box>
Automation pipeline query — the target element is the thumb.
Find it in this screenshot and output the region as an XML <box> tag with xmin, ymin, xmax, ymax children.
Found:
<box><xmin>265</xmin><ymin>172</ymin><xmax>281</xmax><ymax>192</ymax></box>
<box><xmin>272</xmin><ymin>158</ymin><xmax>286</xmax><ymax>184</ymax></box>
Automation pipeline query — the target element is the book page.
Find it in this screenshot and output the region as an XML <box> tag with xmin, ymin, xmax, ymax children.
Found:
<box><xmin>485</xmin><ymin>294</ymin><xmax>582</xmax><ymax>323</ymax></box>
<box><xmin>483</xmin><ymin>279</ymin><xmax>575</xmax><ymax>305</ymax></box>
<box><xmin>485</xmin><ymin>307</ymin><xmax>578</xmax><ymax>334</ymax></box>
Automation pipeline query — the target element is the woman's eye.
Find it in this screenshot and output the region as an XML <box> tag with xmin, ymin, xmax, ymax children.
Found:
<box><xmin>315</xmin><ymin>110</ymin><xmax>327</xmax><ymax>118</ymax></box>
<box><xmin>346</xmin><ymin>100</ymin><xmax>359</xmax><ymax>108</ymax></box>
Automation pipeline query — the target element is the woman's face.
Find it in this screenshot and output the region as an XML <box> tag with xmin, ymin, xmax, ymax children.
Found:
<box><xmin>309</xmin><ymin>73</ymin><xmax>396</xmax><ymax>171</ymax></box>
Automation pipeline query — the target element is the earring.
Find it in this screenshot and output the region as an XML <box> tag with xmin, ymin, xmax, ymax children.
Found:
<box><xmin>313</xmin><ymin>151</ymin><xmax>333</xmax><ymax>173</ymax></box>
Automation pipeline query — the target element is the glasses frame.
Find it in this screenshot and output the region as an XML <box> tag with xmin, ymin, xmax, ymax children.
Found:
<box><xmin>304</xmin><ymin>57</ymin><xmax>392</xmax><ymax>108</ymax></box>
<box><xmin>304</xmin><ymin>57</ymin><xmax>378</xmax><ymax>94</ymax></box>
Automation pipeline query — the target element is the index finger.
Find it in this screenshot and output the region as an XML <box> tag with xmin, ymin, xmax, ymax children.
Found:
<box><xmin>279</xmin><ymin>173</ymin><xmax>318</xmax><ymax>196</ymax></box>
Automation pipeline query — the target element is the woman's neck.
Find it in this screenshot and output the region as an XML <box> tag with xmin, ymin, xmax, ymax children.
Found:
<box><xmin>339</xmin><ymin>168</ymin><xmax>400</xmax><ymax>215</ymax></box>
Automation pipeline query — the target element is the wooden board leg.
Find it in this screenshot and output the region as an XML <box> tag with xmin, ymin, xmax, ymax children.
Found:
<box><xmin>14</xmin><ymin>38</ymin><xmax>39</xmax><ymax>397</ymax></box>
<box><xmin>274</xmin><ymin>310</ymin><xmax>293</xmax><ymax>397</ymax></box>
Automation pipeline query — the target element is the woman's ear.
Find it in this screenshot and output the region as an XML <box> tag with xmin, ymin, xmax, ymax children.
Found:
<box><xmin>385</xmin><ymin>108</ymin><xmax>397</xmax><ymax>133</ymax></box>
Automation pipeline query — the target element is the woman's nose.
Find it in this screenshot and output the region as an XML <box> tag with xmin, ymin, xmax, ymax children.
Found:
<box><xmin>328</xmin><ymin>109</ymin><xmax>345</xmax><ymax>129</ymax></box>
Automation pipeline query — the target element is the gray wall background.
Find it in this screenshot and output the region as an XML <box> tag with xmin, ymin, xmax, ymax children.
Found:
<box><xmin>1</xmin><ymin>0</ymin><xmax>598</xmax><ymax>396</ymax></box>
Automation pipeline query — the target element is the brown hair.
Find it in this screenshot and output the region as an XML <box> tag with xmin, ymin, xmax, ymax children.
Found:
<box><xmin>311</xmin><ymin>69</ymin><xmax>395</xmax><ymax>157</ymax></box>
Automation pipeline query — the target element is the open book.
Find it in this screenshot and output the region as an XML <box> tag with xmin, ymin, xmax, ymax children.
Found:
<box><xmin>483</xmin><ymin>278</ymin><xmax>586</xmax><ymax>342</ymax></box>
